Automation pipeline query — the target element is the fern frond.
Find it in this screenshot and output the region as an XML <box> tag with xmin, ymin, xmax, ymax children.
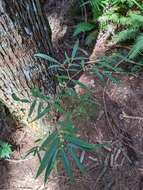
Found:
<box><xmin>113</xmin><ymin>28</ymin><xmax>138</xmax><ymax>42</ymax></box>
<box><xmin>90</xmin><ymin>0</ymin><xmax>101</xmax><ymax>11</ymax></box>
<box><xmin>129</xmin><ymin>33</ymin><xmax>143</xmax><ymax>58</ymax></box>
<box><xmin>89</xmin><ymin>0</ymin><xmax>104</xmax><ymax>18</ymax></box>
<box><xmin>119</xmin><ymin>16</ymin><xmax>132</xmax><ymax>26</ymax></box>
<box><xmin>129</xmin><ymin>13</ymin><xmax>143</xmax><ymax>26</ymax></box>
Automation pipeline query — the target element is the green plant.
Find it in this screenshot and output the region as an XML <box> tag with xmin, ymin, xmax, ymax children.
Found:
<box><xmin>73</xmin><ymin>0</ymin><xmax>143</xmax><ymax>76</ymax></box>
<box><xmin>74</xmin><ymin>0</ymin><xmax>143</xmax><ymax>49</ymax></box>
<box><xmin>0</xmin><ymin>140</ymin><xmax>12</xmax><ymax>159</ymax></box>
<box><xmin>12</xmin><ymin>41</ymin><xmax>110</xmax><ymax>183</ymax></box>
<box><xmin>13</xmin><ymin>38</ymin><xmax>141</xmax><ymax>182</ymax></box>
<box><xmin>13</xmin><ymin>87</ymin><xmax>105</xmax><ymax>183</ymax></box>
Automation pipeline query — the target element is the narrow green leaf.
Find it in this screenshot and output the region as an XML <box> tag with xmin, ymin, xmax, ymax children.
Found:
<box><xmin>92</xmin><ymin>68</ymin><xmax>105</xmax><ymax>83</ymax></box>
<box><xmin>69</xmin><ymin>63</ymin><xmax>82</xmax><ymax>69</ymax></box>
<box><xmin>48</xmin><ymin>65</ymin><xmax>60</xmax><ymax>70</ymax></box>
<box><xmin>67</xmin><ymin>136</ymin><xmax>95</xmax><ymax>151</ymax></box>
<box><xmin>72</xmin><ymin>40</ymin><xmax>79</xmax><ymax>60</ymax></box>
<box><xmin>41</xmin><ymin>132</ymin><xmax>58</xmax><ymax>148</ymax></box>
<box><xmin>24</xmin><ymin>146</ymin><xmax>38</xmax><ymax>158</ymax></box>
<box><xmin>57</xmin><ymin>75</ymin><xmax>69</xmax><ymax>80</ymax></box>
<box><xmin>80</xmin><ymin>60</ymin><xmax>86</xmax><ymax>70</ymax></box>
<box><xmin>34</xmin><ymin>53</ymin><xmax>60</xmax><ymax>64</ymax></box>
<box><xmin>36</xmin><ymin>138</ymin><xmax>59</xmax><ymax>178</ymax></box>
<box><xmin>59</xmin><ymin>120</ymin><xmax>76</xmax><ymax>135</ymax></box>
<box><xmin>68</xmin><ymin>146</ymin><xmax>85</xmax><ymax>173</ymax></box>
<box><xmin>31</xmin><ymin>88</ymin><xmax>49</xmax><ymax>101</ymax></box>
<box><xmin>64</xmin><ymin>52</ymin><xmax>71</xmax><ymax>65</ymax></box>
<box><xmin>90</xmin><ymin>0</ymin><xmax>101</xmax><ymax>12</ymax></box>
<box><xmin>12</xmin><ymin>93</ymin><xmax>30</xmax><ymax>103</ymax></box>
<box><xmin>44</xmin><ymin>149</ymin><xmax>58</xmax><ymax>183</ymax></box>
<box><xmin>54</xmin><ymin>103</ymin><xmax>65</xmax><ymax>114</ymax></box>
<box><xmin>31</xmin><ymin>106</ymin><xmax>51</xmax><ymax>122</ymax></box>
<box><xmin>28</xmin><ymin>99</ymin><xmax>37</xmax><ymax>117</ymax></box>
<box><xmin>72</xmin><ymin>57</ymin><xmax>88</xmax><ymax>61</ymax></box>
<box><xmin>60</xmin><ymin>148</ymin><xmax>74</xmax><ymax>180</ymax></box>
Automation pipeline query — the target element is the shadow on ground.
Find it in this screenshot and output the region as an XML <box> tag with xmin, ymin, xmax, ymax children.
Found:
<box><xmin>0</xmin><ymin>103</ymin><xmax>55</xmax><ymax>190</ymax></box>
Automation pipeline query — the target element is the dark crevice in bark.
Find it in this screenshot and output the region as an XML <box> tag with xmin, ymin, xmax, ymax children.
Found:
<box><xmin>3</xmin><ymin>0</ymin><xmax>53</xmax><ymax>54</ymax></box>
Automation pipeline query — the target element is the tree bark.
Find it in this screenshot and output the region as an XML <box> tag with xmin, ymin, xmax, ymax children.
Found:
<box><xmin>0</xmin><ymin>0</ymin><xmax>55</xmax><ymax>120</ymax></box>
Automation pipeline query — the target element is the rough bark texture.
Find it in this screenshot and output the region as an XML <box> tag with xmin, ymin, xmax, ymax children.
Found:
<box><xmin>0</xmin><ymin>0</ymin><xmax>56</xmax><ymax>118</ymax></box>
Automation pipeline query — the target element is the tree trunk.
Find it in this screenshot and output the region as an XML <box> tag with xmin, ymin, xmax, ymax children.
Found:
<box><xmin>0</xmin><ymin>0</ymin><xmax>55</xmax><ymax>121</ymax></box>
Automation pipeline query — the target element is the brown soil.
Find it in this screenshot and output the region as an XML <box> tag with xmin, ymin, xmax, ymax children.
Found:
<box><xmin>66</xmin><ymin>76</ymin><xmax>143</xmax><ymax>190</ymax></box>
<box><xmin>0</xmin><ymin>1</ymin><xmax>143</xmax><ymax>190</ymax></box>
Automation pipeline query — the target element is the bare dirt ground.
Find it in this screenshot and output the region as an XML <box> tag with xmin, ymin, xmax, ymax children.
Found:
<box><xmin>0</xmin><ymin>1</ymin><xmax>143</xmax><ymax>190</ymax></box>
<box><xmin>69</xmin><ymin>76</ymin><xmax>143</xmax><ymax>190</ymax></box>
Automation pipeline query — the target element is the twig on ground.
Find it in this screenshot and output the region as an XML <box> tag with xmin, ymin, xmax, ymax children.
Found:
<box><xmin>5</xmin><ymin>156</ymin><xmax>33</xmax><ymax>163</ymax></box>
<box><xmin>120</xmin><ymin>112</ymin><xmax>143</xmax><ymax>121</ymax></box>
<box><xmin>102</xmin><ymin>79</ymin><xmax>115</xmax><ymax>134</ymax></box>
<box><xmin>88</xmin><ymin>156</ymin><xmax>98</xmax><ymax>162</ymax></box>
<box><xmin>104</xmin><ymin>180</ymin><xmax>115</xmax><ymax>190</ymax></box>
<box><xmin>80</xmin><ymin>151</ymin><xmax>85</xmax><ymax>163</ymax></box>
<box><xmin>93</xmin><ymin>110</ymin><xmax>104</xmax><ymax>129</ymax></box>
<box><xmin>93</xmin><ymin>154</ymin><xmax>110</xmax><ymax>189</ymax></box>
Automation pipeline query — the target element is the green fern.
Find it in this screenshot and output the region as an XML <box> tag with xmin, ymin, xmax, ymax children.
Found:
<box><xmin>109</xmin><ymin>11</ymin><xmax>143</xmax><ymax>45</ymax></box>
<box><xmin>78</xmin><ymin>0</ymin><xmax>143</xmax><ymax>45</ymax></box>
<box><xmin>113</xmin><ymin>29</ymin><xmax>138</xmax><ymax>42</ymax></box>
<box><xmin>73</xmin><ymin>22</ymin><xmax>95</xmax><ymax>36</ymax></box>
<box><xmin>129</xmin><ymin>33</ymin><xmax>143</xmax><ymax>58</ymax></box>
<box><xmin>89</xmin><ymin>0</ymin><xmax>104</xmax><ymax>18</ymax></box>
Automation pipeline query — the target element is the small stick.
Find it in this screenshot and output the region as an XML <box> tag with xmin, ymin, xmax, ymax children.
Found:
<box><xmin>93</xmin><ymin>154</ymin><xmax>110</xmax><ymax>189</ymax></box>
<box><xmin>120</xmin><ymin>112</ymin><xmax>143</xmax><ymax>121</ymax></box>
<box><xmin>5</xmin><ymin>156</ymin><xmax>33</xmax><ymax>163</ymax></box>
<box><xmin>80</xmin><ymin>151</ymin><xmax>85</xmax><ymax>163</ymax></box>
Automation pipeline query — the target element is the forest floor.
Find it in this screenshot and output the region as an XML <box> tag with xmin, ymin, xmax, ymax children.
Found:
<box><xmin>0</xmin><ymin>0</ymin><xmax>143</xmax><ymax>190</ymax></box>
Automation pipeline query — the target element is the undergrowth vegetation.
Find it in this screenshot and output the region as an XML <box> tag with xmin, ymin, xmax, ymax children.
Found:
<box><xmin>12</xmin><ymin>42</ymin><xmax>106</xmax><ymax>183</ymax></box>
<box><xmin>11</xmin><ymin>0</ymin><xmax>143</xmax><ymax>184</ymax></box>
<box><xmin>75</xmin><ymin>0</ymin><xmax>143</xmax><ymax>59</ymax></box>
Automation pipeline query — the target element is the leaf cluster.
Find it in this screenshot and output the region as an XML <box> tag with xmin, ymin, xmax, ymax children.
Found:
<box><xmin>13</xmin><ymin>87</ymin><xmax>105</xmax><ymax>183</ymax></box>
<box><xmin>0</xmin><ymin>140</ymin><xmax>12</xmax><ymax>159</ymax></box>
